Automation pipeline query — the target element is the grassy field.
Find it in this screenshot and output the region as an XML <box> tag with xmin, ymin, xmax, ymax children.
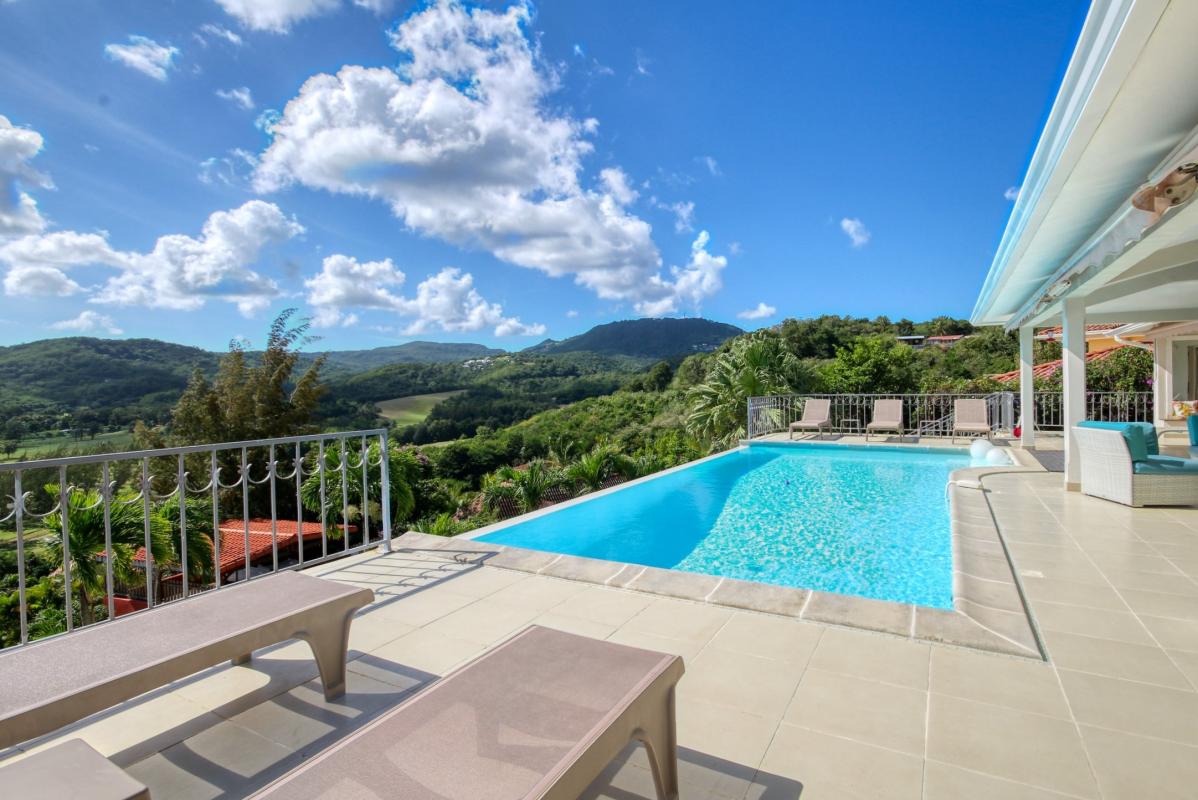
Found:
<box><xmin>1</xmin><ymin>430</ymin><xmax>134</xmax><ymax>463</ymax></box>
<box><xmin>375</xmin><ymin>391</ymin><xmax>464</xmax><ymax>426</ymax></box>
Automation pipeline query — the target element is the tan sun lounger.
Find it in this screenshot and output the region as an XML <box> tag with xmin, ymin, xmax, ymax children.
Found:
<box><xmin>789</xmin><ymin>397</ymin><xmax>832</xmax><ymax>439</ymax></box>
<box><xmin>0</xmin><ymin>738</ymin><xmax>150</xmax><ymax>800</ymax></box>
<box><xmin>952</xmin><ymin>398</ymin><xmax>992</xmax><ymax>442</ymax></box>
<box><xmin>866</xmin><ymin>398</ymin><xmax>904</xmax><ymax>441</ymax></box>
<box><xmin>0</xmin><ymin>571</ymin><xmax>372</xmax><ymax>749</ymax></box>
<box><xmin>250</xmin><ymin>625</ymin><xmax>686</xmax><ymax>800</ymax></box>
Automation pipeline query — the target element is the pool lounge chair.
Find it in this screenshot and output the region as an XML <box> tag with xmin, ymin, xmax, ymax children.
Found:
<box><xmin>788</xmin><ymin>398</ymin><xmax>832</xmax><ymax>440</ymax></box>
<box><xmin>251</xmin><ymin>625</ymin><xmax>685</xmax><ymax>800</ymax></box>
<box><xmin>1074</xmin><ymin>421</ymin><xmax>1198</xmax><ymax>507</ymax></box>
<box><xmin>952</xmin><ymin>398</ymin><xmax>992</xmax><ymax>443</ymax></box>
<box><xmin>866</xmin><ymin>399</ymin><xmax>904</xmax><ymax>441</ymax></box>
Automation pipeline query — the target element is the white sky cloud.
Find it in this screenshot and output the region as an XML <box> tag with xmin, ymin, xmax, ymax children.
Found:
<box><xmin>305</xmin><ymin>256</ymin><xmax>544</xmax><ymax>336</ymax></box>
<box><xmin>216</xmin><ymin>86</ymin><xmax>255</xmax><ymax>110</ymax></box>
<box><xmin>214</xmin><ymin>0</ymin><xmax>349</xmax><ymax>32</ymax></box>
<box><xmin>697</xmin><ymin>155</ymin><xmax>721</xmax><ymax>176</ymax></box>
<box><xmin>195</xmin><ymin>23</ymin><xmax>243</xmax><ymax>47</ymax></box>
<box><xmin>635</xmin><ymin>230</ymin><xmax>725</xmax><ymax>316</ymax></box>
<box><xmin>727</xmin><ymin>241</ymin><xmax>742</xmax><ymax>256</ymax></box>
<box><xmin>737</xmin><ymin>302</ymin><xmax>776</xmax><ymax>320</ymax></box>
<box><xmin>50</xmin><ymin>310</ymin><xmax>123</xmax><ymax>336</ymax></box>
<box><xmin>255</xmin><ymin>0</ymin><xmax>728</xmax><ymax>314</ymax></box>
<box><xmin>2</xmin><ymin>201</ymin><xmax>303</xmax><ymax>316</ymax></box>
<box><xmin>104</xmin><ymin>35</ymin><xmax>179</xmax><ymax>81</ymax></box>
<box><xmin>0</xmin><ymin>115</ymin><xmax>52</xmax><ymax>238</ymax></box>
<box><xmin>1004</xmin><ymin>185</ymin><xmax>1021</xmax><ymax>201</ymax></box>
<box><xmin>840</xmin><ymin>217</ymin><xmax>870</xmax><ymax>248</ymax></box>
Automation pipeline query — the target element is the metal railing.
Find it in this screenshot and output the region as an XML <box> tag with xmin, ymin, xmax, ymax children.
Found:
<box><xmin>0</xmin><ymin>429</ymin><xmax>392</xmax><ymax>650</ymax></box>
<box><xmin>746</xmin><ymin>393</ymin><xmax>1015</xmax><ymax>439</ymax></box>
<box><xmin>747</xmin><ymin>391</ymin><xmax>1156</xmax><ymax>439</ymax></box>
<box><xmin>1028</xmin><ymin>391</ymin><xmax>1154</xmax><ymax>431</ymax></box>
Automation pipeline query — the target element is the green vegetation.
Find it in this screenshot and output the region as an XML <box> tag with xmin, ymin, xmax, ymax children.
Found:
<box><xmin>376</xmin><ymin>391</ymin><xmax>466</xmax><ymax>425</ymax></box>
<box><xmin>527</xmin><ymin>317</ymin><xmax>742</xmax><ymax>357</ymax></box>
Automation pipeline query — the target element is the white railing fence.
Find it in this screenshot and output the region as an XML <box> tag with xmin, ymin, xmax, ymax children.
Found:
<box><xmin>746</xmin><ymin>393</ymin><xmax>1015</xmax><ymax>440</ymax></box>
<box><xmin>0</xmin><ymin>429</ymin><xmax>392</xmax><ymax>650</ymax></box>
<box><xmin>746</xmin><ymin>391</ymin><xmax>1155</xmax><ymax>440</ymax></box>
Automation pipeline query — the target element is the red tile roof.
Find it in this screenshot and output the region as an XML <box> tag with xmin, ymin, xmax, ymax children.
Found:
<box><xmin>136</xmin><ymin>519</ymin><xmax>353</xmax><ymax>579</ymax></box>
<box><xmin>990</xmin><ymin>345</ymin><xmax>1129</xmax><ymax>384</ymax></box>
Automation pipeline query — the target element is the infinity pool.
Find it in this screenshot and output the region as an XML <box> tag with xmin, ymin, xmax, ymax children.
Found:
<box><xmin>475</xmin><ymin>443</ymin><xmax>975</xmax><ymax>608</ymax></box>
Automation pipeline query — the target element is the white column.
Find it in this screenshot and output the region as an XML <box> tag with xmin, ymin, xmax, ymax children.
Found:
<box><xmin>1019</xmin><ymin>325</ymin><xmax>1036</xmax><ymax>448</ymax></box>
<box><xmin>1153</xmin><ymin>336</ymin><xmax>1170</xmax><ymax>427</ymax></box>
<box><xmin>1061</xmin><ymin>297</ymin><xmax>1086</xmax><ymax>490</ymax></box>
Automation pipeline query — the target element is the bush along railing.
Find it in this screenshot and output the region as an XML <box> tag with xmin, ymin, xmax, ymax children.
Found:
<box><xmin>1027</xmin><ymin>391</ymin><xmax>1154</xmax><ymax>431</ymax></box>
<box><xmin>746</xmin><ymin>393</ymin><xmax>1015</xmax><ymax>440</ymax></box>
<box><xmin>0</xmin><ymin>429</ymin><xmax>392</xmax><ymax>650</ymax></box>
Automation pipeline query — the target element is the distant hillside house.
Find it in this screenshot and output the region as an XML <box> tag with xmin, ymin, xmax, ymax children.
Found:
<box><xmin>925</xmin><ymin>334</ymin><xmax>967</xmax><ymax>348</ymax></box>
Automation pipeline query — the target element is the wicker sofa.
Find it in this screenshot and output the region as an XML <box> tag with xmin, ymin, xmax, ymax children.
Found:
<box><xmin>1073</xmin><ymin>422</ymin><xmax>1198</xmax><ymax>507</ymax></box>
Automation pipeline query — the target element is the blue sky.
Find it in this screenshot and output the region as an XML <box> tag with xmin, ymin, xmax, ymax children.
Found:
<box><xmin>0</xmin><ymin>0</ymin><xmax>1089</xmax><ymax>351</ymax></box>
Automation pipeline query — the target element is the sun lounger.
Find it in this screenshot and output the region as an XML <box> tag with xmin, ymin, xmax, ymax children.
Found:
<box><xmin>250</xmin><ymin>625</ymin><xmax>686</xmax><ymax>800</ymax></box>
<box><xmin>788</xmin><ymin>398</ymin><xmax>832</xmax><ymax>439</ymax></box>
<box><xmin>0</xmin><ymin>571</ymin><xmax>372</xmax><ymax>749</ymax></box>
<box><xmin>952</xmin><ymin>398</ymin><xmax>992</xmax><ymax>442</ymax></box>
<box><xmin>865</xmin><ymin>399</ymin><xmax>904</xmax><ymax>441</ymax></box>
<box><xmin>1074</xmin><ymin>422</ymin><xmax>1198</xmax><ymax>507</ymax></box>
<box><xmin>0</xmin><ymin>738</ymin><xmax>149</xmax><ymax>800</ymax></box>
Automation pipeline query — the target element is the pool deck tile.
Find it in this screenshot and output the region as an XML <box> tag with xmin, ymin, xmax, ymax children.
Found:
<box><xmin>707</xmin><ymin>577</ymin><xmax>808</xmax><ymax>616</ymax></box>
<box><xmin>800</xmin><ymin>590</ymin><xmax>913</xmax><ymax>637</ymax></box>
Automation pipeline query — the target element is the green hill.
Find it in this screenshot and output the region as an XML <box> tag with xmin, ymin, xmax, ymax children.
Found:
<box><xmin>309</xmin><ymin>341</ymin><xmax>505</xmax><ymax>374</ymax></box>
<box><xmin>525</xmin><ymin>318</ymin><xmax>743</xmax><ymax>358</ymax></box>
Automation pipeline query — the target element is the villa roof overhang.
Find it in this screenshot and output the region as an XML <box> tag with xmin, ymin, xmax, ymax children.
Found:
<box><xmin>971</xmin><ymin>0</ymin><xmax>1198</xmax><ymax>331</ymax></box>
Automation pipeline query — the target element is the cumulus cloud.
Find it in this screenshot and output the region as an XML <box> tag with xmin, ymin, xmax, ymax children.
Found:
<box><xmin>214</xmin><ymin>0</ymin><xmax>343</xmax><ymax>32</ymax></box>
<box><xmin>1004</xmin><ymin>185</ymin><xmax>1020</xmax><ymax>201</ymax></box>
<box><xmin>254</xmin><ymin>0</ymin><xmax>693</xmax><ymax>310</ymax></box>
<box><xmin>635</xmin><ymin>230</ymin><xmax>725</xmax><ymax>316</ymax></box>
<box><xmin>305</xmin><ymin>254</ymin><xmax>543</xmax><ymax>336</ymax></box>
<box><xmin>1</xmin><ymin>201</ymin><xmax>302</xmax><ymax>315</ymax></box>
<box><xmin>195</xmin><ymin>23</ymin><xmax>243</xmax><ymax>46</ymax></box>
<box><xmin>840</xmin><ymin>217</ymin><xmax>870</xmax><ymax>248</ymax></box>
<box><xmin>216</xmin><ymin>86</ymin><xmax>255</xmax><ymax>110</ymax></box>
<box><xmin>0</xmin><ymin>115</ymin><xmax>52</xmax><ymax>237</ymax></box>
<box><xmin>104</xmin><ymin>35</ymin><xmax>179</xmax><ymax>81</ymax></box>
<box><xmin>697</xmin><ymin>155</ymin><xmax>720</xmax><ymax>176</ymax></box>
<box><xmin>599</xmin><ymin>168</ymin><xmax>637</xmax><ymax>206</ymax></box>
<box><xmin>565</xmin><ymin>309</ymin><xmax>578</xmax><ymax>318</ymax></box>
<box><xmin>737</xmin><ymin>302</ymin><xmax>776</xmax><ymax>320</ymax></box>
<box><xmin>50</xmin><ymin>310</ymin><xmax>123</xmax><ymax>336</ymax></box>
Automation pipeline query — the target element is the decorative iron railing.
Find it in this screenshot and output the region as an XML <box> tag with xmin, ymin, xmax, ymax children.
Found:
<box><xmin>0</xmin><ymin>429</ymin><xmax>392</xmax><ymax>650</ymax></box>
<box><xmin>746</xmin><ymin>393</ymin><xmax>1015</xmax><ymax>440</ymax></box>
<box><xmin>1028</xmin><ymin>391</ymin><xmax>1154</xmax><ymax>430</ymax></box>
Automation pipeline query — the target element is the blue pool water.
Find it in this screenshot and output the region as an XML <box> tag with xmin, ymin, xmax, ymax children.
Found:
<box><xmin>476</xmin><ymin>443</ymin><xmax>973</xmax><ymax>608</ymax></box>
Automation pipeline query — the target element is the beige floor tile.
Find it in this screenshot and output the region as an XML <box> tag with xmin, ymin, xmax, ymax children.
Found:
<box><xmin>1047</xmin><ymin>631</ymin><xmax>1192</xmax><ymax>689</ymax></box>
<box><xmin>806</xmin><ymin>627</ymin><xmax>930</xmax><ymax>690</ymax></box>
<box><xmin>366</xmin><ymin>627</ymin><xmax>485</xmax><ymax>675</ymax></box>
<box><xmin>759</xmin><ymin>724</ymin><xmax>924</xmax><ymax>800</ymax></box>
<box><xmin>1079</xmin><ymin>725</ymin><xmax>1198</xmax><ymax>800</ymax></box>
<box><xmin>1099</xmin><ymin>567</ymin><xmax>1198</xmax><ymax>597</ymax></box>
<box><xmin>1010</xmin><ymin>554</ymin><xmax>1106</xmax><ymax>584</ymax></box>
<box><xmin>347</xmin><ymin>614</ymin><xmax>416</xmax><ymax>654</ymax></box>
<box><xmin>1085</xmin><ymin>551</ymin><xmax>1185</xmax><ymax>576</ymax></box>
<box><xmin>680</xmin><ymin>647</ymin><xmax>802</xmax><ymax>720</ymax></box>
<box><xmin>170</xmin><ymin>642</ymin><xmax>323</xmax><ymax>719</ymax></box>
<box><xmin>785</xmin><ymin>668</ymin><xmax>926</xmax><ymax>756</ymax></box>
<box><xmin>1058</xmin><ymin>669</ymin><xmax>1198</xmax><ymax>745</ymax></box>
<box><xmin>929</xmin><ymin>647</ymin><xmax>1070</xmax><ymax>719</ymax></box>
<box><xmin>605</xmin><ymin>627</ymin><xmax>709</xmax><ymax>662</ymax></box>
<box><xmin>531</xmin><ymin>611</ymin><xmax>618</xmax><ymax>640</ymax></box>
<box><xmin>226</xmin><ymin>671</ymin><xmax>413</xmax><ymax>755</ymax></box>
<box><xmin>548</xmin><ymin>585</ymin><xmax>654</xmax><ymax>627</ymax></box>
<box><xmin>484</xmin><ymin>574</ymin><xmax>588</xmax><ymax>612</ymax></box>
<box><xmin>126</xmin><ymin>719</ymin><xmax>301</xmax><ymax>799</ymax></box>
<box><xmin>1169</xmin><ymin>649</ymin><xmax>1198</xmax><ymax>690</ymax></box>
<box><xmin>1138</xmin><ymin>615</ymin><xmax>1198</xmax><ymax>652</ymax></box>
<box><xmin>1020</xmin><ymin>576</ymin><xmax>1125</xmax><ymax>611</ymax></box>
<box><xmin>1120</xmin><ymin>588</ymin><xmax>1198</xmax><ymax>621</ymax></box>
<box><xmin>924</xmin><ymin>760</ymin><xmax>1083</xmax><ymax>800</ymax></box>
<box><xmin>420</xmin><ymin>598</ymin><xmax>539</xmax><ymax>645</ymax></box>
<box><xmin>706</xmin><ymin>612</ymin><xmax>823</xmax><ymax>665</ymax></box>
<box><xmin>926</xmin><ymin>693</ymin><xmax>1097</xmax><ymax>798</ymax></box>
<box><xmin>622</xmin><ymin>597</ymin><xmax>732</xmax><ymax>643</ymax></box>
<box><xmin>676</xmin><ymin>699</ymin><xmax>778</xmax><ymax>768</ymax></box>
<box><xmin>366</xmin><ymin>587</ymin><xmax>477</xmax><ymax>626</ymax></box>
<box><xmin>1032</xmin><ymin>601</ymin><xmax>1154</xmax><ymax>646</ymax></box>
<box><xmin>429</xmin><ymin>565</ymin><xmax>528</xmax><ymax>597</ymax></box>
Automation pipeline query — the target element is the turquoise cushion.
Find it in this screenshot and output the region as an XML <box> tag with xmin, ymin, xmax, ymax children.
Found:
<box><xmin>1127</xmin><ymin>422</ymin><xmax>1159</xmax><ymax>455</ymax></box>
<box><xmin>1133</xmin><ymin>455</ymin><xmax>1198</xmax><ymax>475</ymax></box>
<box><xmin>1078</xmin><ymin>421</ymin><xmax>1149</xmax><ymax>462</ymax></box>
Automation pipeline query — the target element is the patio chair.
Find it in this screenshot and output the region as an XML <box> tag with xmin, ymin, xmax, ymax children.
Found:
<box><xmin>952</xmin><ymin>399</ymin><xmax>992</xmax><ymax>443</ymax></box>
<box><xmin>251</xmin><ymin>625</ymin><xmax>685</xmax><ymax>800</ymax></box>
<box><xmin>1073</xmin><ymin>421</ymin><xmax>1198</xmax><ymax>507</ymax></box>
<box><xmin>788</xmin><ymin>398</ymin><xmax>832</xmax><ymax>440</ymax></box>
<box><xmin>865</xmin><ymin>399</ymin><xmax>904</xmax><ymax>441</ymax></box>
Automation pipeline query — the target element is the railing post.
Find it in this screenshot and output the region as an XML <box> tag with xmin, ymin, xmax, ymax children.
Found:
<box><xmin>380</xmin><ymin>429</ymin><xmax>393</xmax><ymax>553</ymax></box>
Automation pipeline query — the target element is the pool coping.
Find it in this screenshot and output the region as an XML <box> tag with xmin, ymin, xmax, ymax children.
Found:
<box><xmin>439</xmin><ymin>442</ymin><xmax>1049</xmax><ymax>659</ymax></box>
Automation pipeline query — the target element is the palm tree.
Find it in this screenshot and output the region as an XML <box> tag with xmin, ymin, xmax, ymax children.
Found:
<box><xmin>481</xmin><ymin>460</ymin><xmax>558</xmax><ymax>515</ymax></box>
<box><xmin>300</xmin><ymin>441</ymin><xmax>420</xmax><ymax>535</ymax></box>
<box><xmin>566</xmin><ymin>446</ymin><xmax>616</xmax><ymax>494</ymax></box>
<box><xmin>686</xmin><ymin>333</ymin><xmax>810</xmax><ymax>449</ymax></box>
<box><xmin>42</xmin><ymin>485</ymin><xmax>172</xmax><ymax>626</ymax></box>
<box><xmin>410</xmin><ymin>513</ymin><xmax>463</xmax><ymax>537</ymax></box>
